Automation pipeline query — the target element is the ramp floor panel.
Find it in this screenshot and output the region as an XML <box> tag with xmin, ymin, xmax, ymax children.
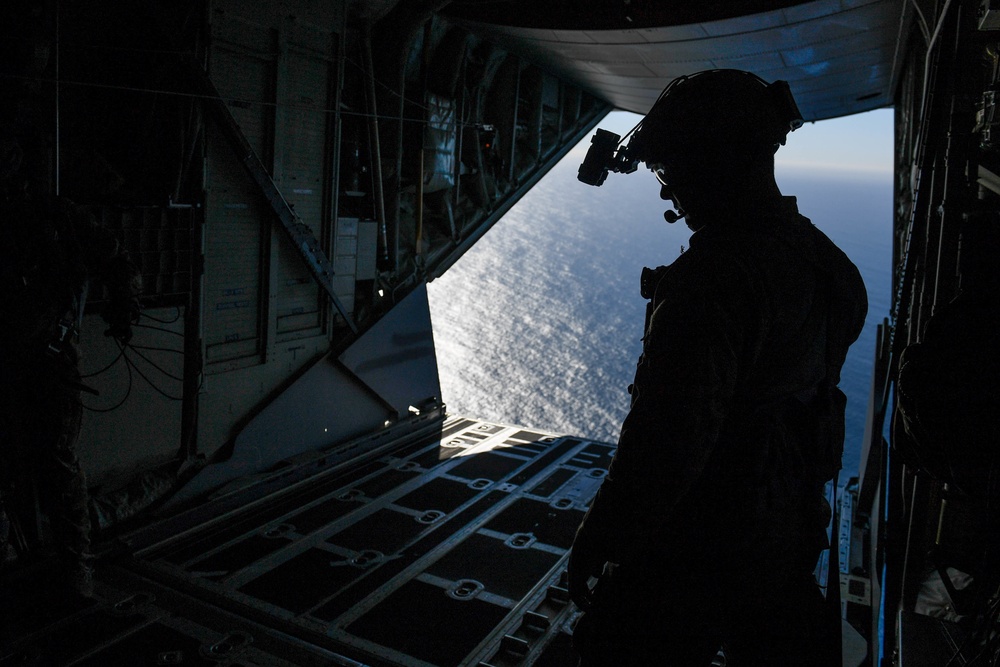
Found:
<box><xmin>0</xmin><ymin>418</ymin><xmax>612</xmax><ymax>666</ymax></box>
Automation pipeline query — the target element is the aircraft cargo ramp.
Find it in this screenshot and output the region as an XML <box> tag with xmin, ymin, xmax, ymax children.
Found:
<box><xmin>1</xmin><ymin>417</ymin><xmax>611</xmax><ymax>666</ymax></box>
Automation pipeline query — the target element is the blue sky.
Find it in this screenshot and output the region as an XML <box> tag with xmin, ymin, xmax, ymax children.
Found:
<box><xmin>583</xmin><ymin>107</ymin><xmax>895</xmax><ymax>175</ymax></box>
<box><xmin>776</xmin><ymin>108</ymin><xmax>894</xmax><ymax>174</ymax></box>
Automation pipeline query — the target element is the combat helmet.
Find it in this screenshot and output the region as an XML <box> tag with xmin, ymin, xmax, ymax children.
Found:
<box><xmin>628</xmin><ymin>69</ymin><xmax>803</xmax><ymax>169</ymax></box>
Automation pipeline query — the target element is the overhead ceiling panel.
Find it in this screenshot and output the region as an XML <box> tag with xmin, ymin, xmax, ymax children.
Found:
<box><xmin>443</xmin><ymin>0</ymin><xmax>905</xmax><ymax>121</ymax></box>
<box><xmin>709</xmin><ymin>52</ymin><xmax>789</xmax><ymax>74</ymax></box>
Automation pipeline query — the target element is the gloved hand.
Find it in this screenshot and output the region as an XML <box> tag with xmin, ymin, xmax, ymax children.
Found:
<box><xmin>568</xmin><ymin>514</ymin><xmax>609</xmax><ymax>611</ymax></box>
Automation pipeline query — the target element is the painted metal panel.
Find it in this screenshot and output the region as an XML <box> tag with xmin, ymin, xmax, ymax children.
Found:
<box><xmin>338</xmin><ymin>284</ymin><xmax>442</xmax><ymax>418</ymax></box>
<box><xmin>276</xmin><ymin>45</ymin><xmax>332</xmax><ymax>336</ymax></box>
<box><xmin>203</xmin><ymin>38</ymin><xmax>274</xmax><ymax>364</ymax></box>
<box><xmin>203</xmin><ymin>167</ymin><xmax>265</xmax><ymax>361</ymax></box>
<box><xmin>334</xmin><ymin>217</ymin><xmax>359</xmax><ymax>314</ymax></box>
<box><xmin>166</xmin><ymin>355</ymin><xmax>397</xmax><ymax>507</ymax></box>
<box><xmin>450</xmin><ymin>0</ymin><xmax>902</xmax><ymax>120</ymax></box>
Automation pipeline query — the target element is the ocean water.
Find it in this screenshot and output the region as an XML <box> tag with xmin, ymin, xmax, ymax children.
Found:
<box><xmin>427</xmin><ymin>148</ymin><xmax>892</xmax><ymax>480</ymax></box>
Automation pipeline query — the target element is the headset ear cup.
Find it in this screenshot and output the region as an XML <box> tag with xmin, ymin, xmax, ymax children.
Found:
<box><xmin>766</xmin><ymin>80</ymin><xmax>804</xmax><ymax>135</ymax></box>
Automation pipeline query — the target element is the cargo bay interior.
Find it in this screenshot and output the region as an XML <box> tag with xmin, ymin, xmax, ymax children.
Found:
<box><xmin>6</xmin><ymin>0</ymin><xmax>998</xmax><ymax>665</ymax></box>
<box><xmin>1</xmin><ymin>1</ymin><xmax>610</xmax><ymax>665</ymax></box>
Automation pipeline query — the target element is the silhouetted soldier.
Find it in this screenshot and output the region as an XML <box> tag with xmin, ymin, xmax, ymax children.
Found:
<box><xmin>569</xmin><ymin>70</ymin><xmax>868</xmax><ymax>664</ymax></box>
<box><xmin>0</xmin><ymin>129</ymin><xmax>140</xmax><ymax>596</ymax></box>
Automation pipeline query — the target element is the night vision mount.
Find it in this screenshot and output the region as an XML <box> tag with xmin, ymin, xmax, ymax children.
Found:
<box><xmin>577</xmin><ymin>128</ymin><xmax>639</xmax><ymax>186</ymax></box>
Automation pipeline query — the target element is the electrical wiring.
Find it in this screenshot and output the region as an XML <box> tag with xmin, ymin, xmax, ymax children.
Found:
<box><xmin>120</xmin><ymin>341</ymin><xmax>184</xmax><ymax>401</ymax></box>
<box><xmin>79</xmin><ymin>344</ymin><xmax>125</xmax><ymax>379</ymax></box>
<box><xmin>124</xmin><ymin>343</ymin><xmax>184</xmax><ymax>383</ymax></box>
<box><xmin>80</xmin><ymin>308</ymin><xmax>192</xmax><ymax>407</ymax></box>
<box><xmin>343</xmin><ymin>54</ymin><xmax>432</xmax><ymax>112</ymax></box>
<box><xmin>138</xmin><ymin>306</ymin><xmax>182</xmax><ymax>324</ymax></box>
<box><xmin>81</xmin><ymin>338</ymin><xmax>199</xmax><ymax>409</ymax></box>
<box><xmin>0</xmin><ymin>70</ymin><xmax>477</xmax><ymax>132</ymax></box>
<box><xmin>946</xmin><ymin>583</ymin><xmax>1000</xmax><ymax>666</ymax></box>
<box><xmin>6</xmin><ymin>29</ymin><xmax>444</xmax><ymax>122</ymax></box>
<box><xmin>127</xmin><ymin>343</ymin><xmax>184</xmax><ymax>354</ymax></box>
<box><xmin>3</xmin><ymin>30</ymin><xmax>197</xmax><ymax>56</ymax></box>
<box><xmin>133</xmin><ymin>322</ymin><xmax>185</xmax><ymax>337</ymax></box>
<box><xmin>81</xmin><ymin>344</ymin><xmax>132</xmax><ymax>413</ymax></box>
<box><xmin>7</xmin><ymin>0</ymin><xmax>454</xmax><ymax>122</ymax></box>
<box><xmin>908</xmin><ymin>0</ymin><xmax>931</xmax><ymax>45</ymax></box>
<box><xmin>123</xmin><ymin>308</ymin><xmax>202</xmax><ymax>398</ymax></box>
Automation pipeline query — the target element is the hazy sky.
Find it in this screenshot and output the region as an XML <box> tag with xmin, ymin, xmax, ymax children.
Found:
<box><xmin>585</xmin><ymin>107</ymin><xmax>895</xmax><ymax>175</ymax></box>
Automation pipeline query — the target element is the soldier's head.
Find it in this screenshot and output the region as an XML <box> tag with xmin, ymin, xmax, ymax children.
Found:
<box><xmin>628</xmin><ymin>70</ymin><xmax>802</xmax><ymax>226</ymax></box>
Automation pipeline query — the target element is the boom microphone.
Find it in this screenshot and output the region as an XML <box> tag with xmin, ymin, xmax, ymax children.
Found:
<box><xmin>663</xmin><ymin>209</ymin><xmax>686</xmax><ymax>224</ymax></box>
